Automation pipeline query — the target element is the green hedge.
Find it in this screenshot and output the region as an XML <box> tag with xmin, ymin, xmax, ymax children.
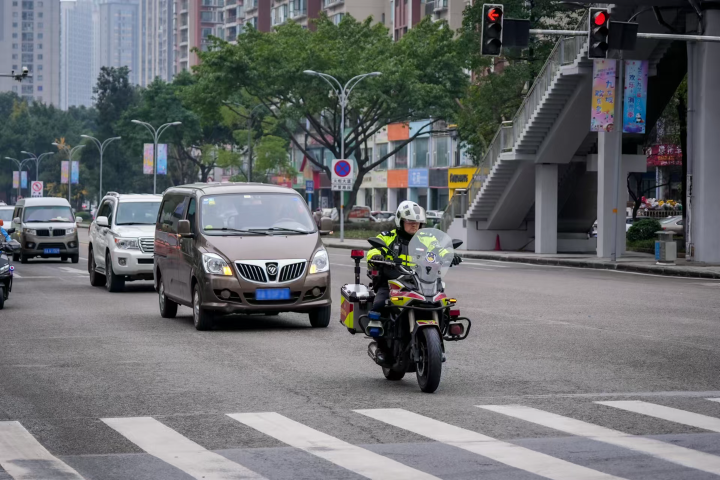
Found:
<box><xmin>627</xmin><ymin>219</ymin><xmax>661</xmax><ymax>242</ymax></box>
<box><xmin>76</xmin><ymin>211</ymin><xmax>92</xmax><ymax>222</ymax></box>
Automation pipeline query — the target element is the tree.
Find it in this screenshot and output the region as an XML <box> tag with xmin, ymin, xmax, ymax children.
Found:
<box><xmin>192</xmin><ymin>14</ymin><xmax>467</xmax><ymax>214</ymax></box>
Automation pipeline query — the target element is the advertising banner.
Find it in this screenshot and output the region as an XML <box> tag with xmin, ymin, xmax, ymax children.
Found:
<box><xmin>71</xmin><ymin>161</ymin><xmax>79</xmax><ymax>184</ymax></box>
<box><xmin>61</xmin><ymin>161</ymin><xmax>69</xmax><ymax>184</ymax></box>
<box><xmin>12</xmin><ymin>171</ymin><xmax>19</xmax><ymax>189</ymax></box>
<box><xmin>408</xmin><ymin>168</ymin><xmax>429</xmax><ymax>188</ymax></box>
<box><xmin>590</xmin><ymin>59</ymin><xmax>617</xmax><ymax>132</ymax></box>
<box><xmin>622</xmin><ymin>60</ymin><xmax>649</xmax><ymax>134</ymax></box>
<box><xmin>143</xmin><ymin>143</ymin><xmax>154</xmax><ymax>174</ymax></box>
<box><xmin>20</xmin><ymin>171</ymin><xmax>27</xmax><ymax>189</ymax></box>
<box><xmin>447</xmin><ymin>167</ymin><xmax>477</xmax><ymax>189</ymax></box>
<box><xmin>647</xmin><ymin>144</ymin><xmax>682</xmax><ymax>166</ymax></box>
<box><xmin>157</xmin><ymin>144</ymin><xmax>167</xmax><ymax>175</ymax></box>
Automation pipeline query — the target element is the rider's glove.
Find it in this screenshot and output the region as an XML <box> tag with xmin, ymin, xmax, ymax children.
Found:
<box><xmin>370</xmin><ymin>255</ymin><xmax>384</xmax><ymax>262</ymax></box>
<box><xmin>451</xmin><ymin>254</ymin><xmax>462</xmax><ymax>266</ymax></box>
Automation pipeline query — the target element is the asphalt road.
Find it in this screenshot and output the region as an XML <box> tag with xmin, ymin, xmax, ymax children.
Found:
<box><xmin>0</xmin><ymin>229</ymin><xmax>719</xmax><ymax>479</ymax></box>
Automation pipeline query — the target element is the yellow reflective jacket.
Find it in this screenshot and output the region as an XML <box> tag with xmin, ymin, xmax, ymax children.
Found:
<box><xmin>367</xmin><ymin>229</ymin><xmax>449</xmax><ymax>268</ymax></box>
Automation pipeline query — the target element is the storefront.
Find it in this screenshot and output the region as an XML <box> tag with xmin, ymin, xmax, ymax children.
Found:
<box><xmin>408</xmin><ymin>168</ymin><xmax>429</xmax><ymax>209</ymax></box>
<box><xmin>429</xmin><ymin>168</ymin><xmax>449</xmax><ymax>210</ymax></box>
<box><xmin>358</xmin><ymin>170</ymin><xmax>388</xmax><ymax>211</ymax></box>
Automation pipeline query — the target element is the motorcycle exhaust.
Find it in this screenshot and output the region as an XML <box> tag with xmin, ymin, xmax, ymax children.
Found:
<box><xmin>367</xmin><ymin>342</ymin><xmax>378</xmax><ymax>362</ymax></box>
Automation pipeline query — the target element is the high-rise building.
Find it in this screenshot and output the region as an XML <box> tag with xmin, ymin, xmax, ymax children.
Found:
<box><xmin>222</xmin><ymin>0</ymin><xmax>244</xmax><ymax>43</ymax></box>
<box><xmin>174</xmin><ymin>0</ymin><xmax>224</xmax><ymax>74</ymax></box>
<box><xmin>391</xmin><ymin>0</ymin><xmax>467</xmax><ymax>40</ymax></box>
<box><xmin>0</xmin><ymin>0</ymin><xmax>62</xmax><ymax>106</ymax></box>
<box><xmin>140</xmin><ymin>0</ymin><xmax>174</xmax><ymax>85</ymax></box>
<box><xmin>98</xmin><ymin>0</ymin><xmax>141</xmax><ymax>85</ymax></box>
<box><xmin>243</xmin><ymin>0</ymin><xmax>270</xmax><ymax>31</ymax></box>
<box><xmin>60</xmin><ymin>0</ymin><xmax>97</xmax><ymax>109</ymax></box>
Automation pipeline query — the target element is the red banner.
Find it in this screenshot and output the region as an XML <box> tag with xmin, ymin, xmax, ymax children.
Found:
<box><xmin>647</xmin><ymin>144</ymin><xmax>682</xmax><ymax>166</ymax></box>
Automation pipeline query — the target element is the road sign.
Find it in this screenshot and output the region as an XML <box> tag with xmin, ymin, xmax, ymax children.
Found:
<box><xmin>305</xmin><ymin>180</ymin><xmax>314</xmax><ymax>193</ymax></box>
<box><xmin>31</xmin><ymin>181</ymin><xmax>43</xmax><ymax>198</ymax></box>
<box><xmin>332</xmin><ymin>159</ymin><xmax>354</xmax><ymax>191</ymax></box>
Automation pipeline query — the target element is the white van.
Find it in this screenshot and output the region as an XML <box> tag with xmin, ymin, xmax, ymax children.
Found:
<box><xmin>11</xmin><ymin>197</ymin><xmax>82</xmax><ymax>263</ymax></box>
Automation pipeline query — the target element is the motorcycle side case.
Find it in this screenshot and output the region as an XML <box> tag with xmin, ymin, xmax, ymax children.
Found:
<box><xmin>340</xmin><ymin>284</ymin><xmax>375</xmax><ymax>334</ymax></box>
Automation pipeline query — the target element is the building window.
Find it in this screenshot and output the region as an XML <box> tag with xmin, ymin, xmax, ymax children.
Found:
<box><xmin>12</xmin><ymin>65</ymin><xmax>18</xmax><ymax>70</ymax></box>
<box><xmin>37</xmin><ymin>33</ymin><xmax>43</xmax><ymax>39</ymax></box>
<box><xmin>37</xmin><ymin>86</ymin><xmax>42</xmax><ymax>92</ymax></box>
<box><xmin>37</xmin><ymin>1</ymin><xmax>43</xmax><ymax>5</ymax></box>
<box><xmin>13</xmin><ymin>22</ymin><xmax>18</xmax><ymax>28</ymax></box>
<box><xmin>38</xmin><ymin>12</ymin><xmax>43</xmax><ymax>18</ymax></box>
<box><xmin>37</xmin><ymin>75</ymin><xmax>42</xmax><ymax>81</ymax></box>
<box><xmin>12</xmin><ymin>44</ymin><xmax>19</xmax><ymax>49</ymax></box>
<box><xmin>37</xmin><ymin>43</ymin><xmax>42</xmax><ymax>49</ymax></box>
<box><xmin>37</xmin><ymin>54</ymin><xmax>42</xmax><ymax>60</ymax></box>
<box><xmin>13</xmin><ymin>1</ymin><xmax>18</xmax><ymax>5</ymax></box>
<box><xmin>12</xmin><ymin>86</ymin><xmax>18</xmax><ymax>93</ymax></box>
<box><xmin>37</xmin><ymin>64</ymin><xmax>42</xmax><ymax>71</ymax></box>
<box><xmin>13</xmin><ymin>33</ymin><xmax>18</xmax><ymax>38</ymax></box>
<box><xmin>37</xmin><ymin>22</ymin><xmax>43</xmax><ymax>28</ymax></box>
<box><xmin>200</xmin><ymin>11</ymin><xmax>213</xmax><ymax>21</ymax></box>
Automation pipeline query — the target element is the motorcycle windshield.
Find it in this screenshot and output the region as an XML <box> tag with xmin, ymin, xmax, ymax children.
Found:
<box><xmin>406</xmin><ymin>228</ymin><xmax>454</xmax><ymax>296</ymax></box>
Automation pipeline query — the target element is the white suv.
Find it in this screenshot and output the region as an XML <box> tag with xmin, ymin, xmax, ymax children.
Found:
<box><xmin>88</xmin><ymin>193</ymin><xmax>161</xmax><ymax>292</ymax></box>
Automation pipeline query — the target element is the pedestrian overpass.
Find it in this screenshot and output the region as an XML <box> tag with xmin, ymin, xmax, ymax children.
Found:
<box><xmin>442</xmin><ymin>4</ymin><xmax>720</xmax><ymax>263</ymax></box>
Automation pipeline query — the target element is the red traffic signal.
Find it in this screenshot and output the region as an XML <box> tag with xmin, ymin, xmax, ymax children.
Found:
<box><xmin>588</xmin><ymin>8</ymin><xmax>610</xmax><ymax>59</ymax></box>
<box><xmin>487</xmin><ymin>7</ymin><xmax>502</xmax><ymax>22</ymax></box>
<box><xmin>593</xmin><ymin>11</ymin><xmax>607</xmax><ymax>26</ymax></box>
<box><xmin>481</xmin><ymin>4</ymin><xmax>504</xmax><ymax>56</ymax></box>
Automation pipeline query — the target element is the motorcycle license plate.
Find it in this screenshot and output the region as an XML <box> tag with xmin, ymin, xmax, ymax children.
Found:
<box><xmin>255</xmin><ymin>288</ymin><xmax>290</xmax><ymax>301</ymax></box>
<box><xmin>44</xmin><ymin>248</ymin><xmax>60</xmax><ymax>254</ymax></box>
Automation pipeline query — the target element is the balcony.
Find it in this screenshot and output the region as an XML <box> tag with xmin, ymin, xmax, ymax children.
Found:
<box><xmin>323</xmin><ymin>0</ymin><xmax>343</xmax><ymax>8</ymax></box>
<box><xmin>245</xmin><ymin>0</ymin><xmax>258</xmax><ymax>12</ymax></box>
<box><xmin>433</xmin><ymin>0</ymin><xmax>448</xmax><ymax>12</ymax></box>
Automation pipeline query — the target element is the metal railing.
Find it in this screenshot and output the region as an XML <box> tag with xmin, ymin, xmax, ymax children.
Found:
<box><xmin>439</xmin><ymin>12</ymin><xmax>589</xmax><ymax>231</ymax></box>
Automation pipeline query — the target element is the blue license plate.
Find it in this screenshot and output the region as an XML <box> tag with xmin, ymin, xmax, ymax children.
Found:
<box><xmin>44</xmin><ymin>248</ymin><xmax>60</xmax><ymax>254</ymax></box>
<box><xmin>255</xmin><ymin>288</ymin><xmax>291</xmax><ymax>301</ymax></box>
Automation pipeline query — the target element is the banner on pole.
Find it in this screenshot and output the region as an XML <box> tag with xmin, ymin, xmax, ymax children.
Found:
<box><xmin>622</xmin><ymin>60</ymin><xmax>648</xmax><ymax>134</ymax></box>
<box><xmin>20</xmin><ymin>171</ymin><xmax>27</xmax><ymax>189</ymax></box>
<box><xmin>12</xmin><ymin>171</ymin><xmax>19</xmax><ymax>189</ymax></box>
<box><xmin>157</xmin><ymin>144</ymin><xmax>167</xmax><ymax>175</ymax></box>
<box><xmin>71</xmin><ymin>161</ymin><xmax>79</xmax><ymax>184</ymax></box>
<box><xmin>61</xmin><ymin>161</ymin><xmax>69</xmax><ymax>184</ymax></box>
<box><xmin>143</xmin><ymin>143</ymin><xmax>154</xmax><ymax>174</ymax></box>
<box><xmin>590</xmin><ymin>59</ymin><xmax>617</xmax><ymax>132</ymax></box>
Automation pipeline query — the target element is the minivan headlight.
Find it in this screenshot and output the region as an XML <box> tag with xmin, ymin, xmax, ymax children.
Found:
<box><xmin>24</xmin><ymin>228</ymin><xmax>37</xmax><ymax>235</ymax></box>
<box><xmin>65</xmin><ymin>227</ymin><xmax>75</xmax><ymax>235</ymax></box>
<box><xmin>309</xmin><ymin>248</ymin><xmax>329</xmax><ymax>274</ymax></box>
<box><xmin>114</xmin><ymin>237</ymin><xmax>139</xmax><ymax>250</ymax></box>
<box><xmin>202</xmin><ymin>253</ymin><xmax>232</xmax><ymax>276</ymax></box>
<box><xmin>0</xmin><ymin>264</ymin><xmax>9</xmax><ymax>274</ymax></box>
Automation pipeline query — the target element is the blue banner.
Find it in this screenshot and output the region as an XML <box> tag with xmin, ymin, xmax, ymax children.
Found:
<box><xmin>157</xmin><ymin>144</ymin><xmax>167</xmax><ymax>175</ymax></box>
<box><xmin>20</xmin><ymin>171</ymin><xmax>27</xmax><ymax>188</ymax></box>
<box><xmin>408</xmin><ymin>168</ymin><xmax>429</xmax><ymax>188</ymax></box>
<box><xmin>622</xmin><ymin>60</ymin><xmax>648</xmax><ymax>134</ymax></box>
<box><xmin>71</xmin><ymin>161</ymin><xmax>79</xmax><ymax>184</ymax></box>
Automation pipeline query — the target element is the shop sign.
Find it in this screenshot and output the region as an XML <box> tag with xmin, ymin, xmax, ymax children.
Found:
<box><xmin>448</xmin><ymin>167</ymin><xmax>477</xmax><ymax>189</ymax></box>
<box><xmin>647</xmin><ymin>144</ymin><xmax>682</xmax><ymax>166</ymax></box>
<box><xmin>408</xmin><ymin>168</ymin><xmax>429</xmax><ymax>188</ymax></box>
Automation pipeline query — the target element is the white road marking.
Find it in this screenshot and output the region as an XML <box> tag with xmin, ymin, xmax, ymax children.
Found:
<box><xmin>479</xmin><ymin>404</ymin><xmax>720</xmax><ymax>476</ymax></box>
<box><xmin>355</xmin><ymin>408</ymin><xmax>623</xmax><ymax>480</ymax></box>
<box><xmin>228</xmin><ymin>412</ymin><xmax>440</xmax><ymax>480</ymax></box>
<box><xmin>0</xmin><ymin>421</ymin><xmax>86</xmax><ymax>480</ymax></box>
<box><xmin>708</xmin><ymin>398</ymin><xmax>720</xmax><ymax>404</ymax></box>
<box><xmin>12</xmin><ymin>273</ymin><xmax>20</xmax><ymax>278</ymax></box>
<box><xmin>102</xmin><ymin>416</ymin><xmax>266</xmax><ymax>480</ymax></box>
<box><xmin>597</xmin><ymin>400</ymin><xmax>720</xmax><ymax>433</ymax></box>
<box><xmin>58</xmin><ymin>267</ymin><xmax>86</xmax><ymax>275</ymax></box>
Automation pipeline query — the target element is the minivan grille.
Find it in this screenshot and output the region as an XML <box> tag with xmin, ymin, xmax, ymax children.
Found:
<box><xmin>32</xmin><ymin>229</ymin><xmax>67</xmax><ymax>237</ymax></box>
<box><xmin>236</xmin><ymin>263</ymin><xmax>267</xmax><ymax>283</ymax></box>
<box><xmin>35</xmin><ymin>230</ymin><xmax>50</xmax><ymax>237</ymax></box>
<box><xmin>139</xmin><ymin>237</ymin><xmax>154</xmax><ymax>253</ymax></box>
<box><xmin>279</xmin><ymin>261</ymin><xmax>306</xmax><ymax>283</ymax></box>
<box><xmin>52</xmin><ymin>229</ymin><xmax>67</xmax><ymax>236</ymax></box>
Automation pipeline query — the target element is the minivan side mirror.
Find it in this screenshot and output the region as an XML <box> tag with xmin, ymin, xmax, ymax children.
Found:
<box><xmin>96</xmin><ymin>216</ymin><xmax>109</xmax><ymax>227</ymax></box>
<box><xmin>12</xmin><ymin>217</ymin><xmax>20</xmax><ymax>225</ymax></box>
<box><xmin>177</xmin><ymin>219</ymin><xmax>193</xmax><ymax>237</ymax></box>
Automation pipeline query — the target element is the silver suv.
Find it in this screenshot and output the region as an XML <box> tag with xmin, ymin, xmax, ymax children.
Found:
<box><xmin>88</xmin><ymin>192</ymin><xmax>161</xmax><ymax>292</ymax></box>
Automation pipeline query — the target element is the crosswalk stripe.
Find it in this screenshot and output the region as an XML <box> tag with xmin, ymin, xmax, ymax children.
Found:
<box><xmin>228</xmin><ymin>412</ymin><xmax>440</xmax><ymax>480</ymax></box>
<box><xmin>0</xmin><ymin>421</ymin><xmax>86</xmax><ymax>480</ymax></box>
<box><xmin>479</xmin><ymin>404</ymin><xmax>720</xmax><ymax>476</ymax></box>
<box><xmin>355</xmin><ymin>408</ymin><xmax>623</xmax><ymax>480</ymax></box>
<box><xmin>58</xmin><ymin>267</ymin><xmax>85</xmax><ymax>275</ymax></box>
<box><xmin>102</xmin><ymin>417</ymin><xmax>265</xmax><ymax>480</ymax></box>
<box><xmin>708</xmin><ymin>398</ymin><xmax>720</xmax><ymax>404</ymax></box>
<box><xmin>597</xmin><ymin>400</ymin><xmax>720</xmax><ymax>433</ymax></box>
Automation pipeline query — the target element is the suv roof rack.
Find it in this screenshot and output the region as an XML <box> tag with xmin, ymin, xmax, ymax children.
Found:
<box><xmin>106</xmin><ymin>191</ymin><xmax>120</xmax><ymax>197</ymax></box>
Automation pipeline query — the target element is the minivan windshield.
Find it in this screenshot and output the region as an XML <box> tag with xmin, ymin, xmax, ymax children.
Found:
<box><xmin>200</xmin><ymin>193</ymin><xmax>316</xmax><ymax>234</ymax></box>
<box><xmin>0</xmin><ymin>208</ymin><xmax>13</xmax><ymax>223</ymax></box>
<box><xmin>24</xmin><ymin>206</ymin><xmax>73</xmax><ymax>223</ymax></box>
<box><xmin>116</xmin><ymin>201</ymin><xmax>161</xmax><ymax>225</ymax></box>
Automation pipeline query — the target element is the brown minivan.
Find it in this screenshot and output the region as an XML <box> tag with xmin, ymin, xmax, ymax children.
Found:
<box><xmin>154</xmin><ymin>183</ymin><xmax>332</xmax><ymax>330</ymax></box>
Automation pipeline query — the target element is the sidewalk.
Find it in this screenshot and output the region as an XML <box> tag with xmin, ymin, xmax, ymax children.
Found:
<box><xmin>323</xmin><ymin>238</ymin><xmax>720</xmax><ymax>280</ymax></box>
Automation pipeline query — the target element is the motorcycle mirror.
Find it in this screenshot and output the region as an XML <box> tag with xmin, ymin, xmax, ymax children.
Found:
<box><xmin>5</xmin><ymin>228</ymin><xmax>15</xmax><ymax>235</ymax></box>
<box><xmin>452</xmin><ymin>239</ymin><xmax>463</xmax><ymax>249</ymax></box>
<box><xmin>367</xmin><ymin>237</ymin><xmax>388</xmax><ymax>251</ymax></box>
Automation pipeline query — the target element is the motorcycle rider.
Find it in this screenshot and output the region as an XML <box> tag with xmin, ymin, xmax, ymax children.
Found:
<box><xmin>366</xmin><ymin>201</ymin><xmax>461</xmax><ymax>365</ymax></box>
<box><xmin>0</xmin><ymin>224</ymin><xmax>10</xmax><ymax>242</ymax></box>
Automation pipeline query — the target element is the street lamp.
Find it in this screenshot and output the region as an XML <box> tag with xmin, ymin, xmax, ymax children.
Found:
<box><xmin>303</xmin><ymin>69</ymin><xmax>381</xmax><ymax>242</ymax></box>
<box><xmin>3</xmin><ymin>156</ymin><xmax>34</xmax><ymax>200</ymax></box>
<box><xmin>131</xmin><ymin>120</ymin><xmax>182</xmax><ymax>194</ymax></box>
<box><xmin>20</xmin><ymin>150</ymin><xmax>54</xmax><ymax>180</ymax></box>
<box><xmin>81</xmin><ymin>135</ymin><xmax>121</xmax><ymax>202</ymax></box>
<box><xmin>52</xmin><ymin>143</ymin><xmax>84</xmax><ymax>205</ymax></box>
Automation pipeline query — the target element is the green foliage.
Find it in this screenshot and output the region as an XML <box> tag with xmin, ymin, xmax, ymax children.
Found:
<box><xmin>627</xmin><ymin>219</ymin><xmax>662</xmax><ymax>242</ymax></box>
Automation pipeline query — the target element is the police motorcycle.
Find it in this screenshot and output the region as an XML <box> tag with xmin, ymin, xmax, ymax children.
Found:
<box><xmin>0</xmin><ymin>227</ymin><xmax>19</xmax><ymax>309</ymax></box>
<box><xmin>340</xmin><ymin>228</ymin><xmax>471</xmax><ymax>393</ymax></box>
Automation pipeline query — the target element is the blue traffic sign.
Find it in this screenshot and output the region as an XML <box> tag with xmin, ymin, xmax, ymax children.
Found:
<box><xmin>305</xmin><ymin>180</ymin><xmax>314</xmax><ymax>193</ymax></box>
<box><xmin>334</xmin><ymin>160</ymin><xmax>351</xmax><ymax>177</ymax></box>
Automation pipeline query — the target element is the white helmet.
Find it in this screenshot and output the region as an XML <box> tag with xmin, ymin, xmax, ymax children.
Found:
<box><xmin>395</xmin><ymin>201</ymin><xmax>426</xmax><ymax>228</ymax></box>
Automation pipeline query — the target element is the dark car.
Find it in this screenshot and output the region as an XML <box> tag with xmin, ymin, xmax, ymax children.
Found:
<box><xmin>154</xmin><ymin>183</ymin><xmax>332</xmax><ymax>330</ymax></box>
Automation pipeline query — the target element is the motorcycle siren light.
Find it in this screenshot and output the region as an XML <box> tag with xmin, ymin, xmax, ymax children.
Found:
<box><xmin>449</xmin><ymin>323</ymin><xmax>464</xmax><ymax>336</ymax></box>
<box><xmin>350</xmin><ymin>249</ymin><xmax>365</xmax><ymax>259</ymax></box>
<box><xmin>449</xmin><ymin>309</ymin><xmax>460</xmax><ymax>317</ymax></box>
<box><xmin>368</xmin><ymin>327</ymin><xmax>382</xmax><ymax>337</ymax></box>
<box><xmin>9</xmin><ymin>266</ymin><xmax>14</xmax><ymax>272</ymax></box>
<box><xmin>368</xmin><ymin>311</ymin><xmax>381</xmax><ymax>320</ymax></box>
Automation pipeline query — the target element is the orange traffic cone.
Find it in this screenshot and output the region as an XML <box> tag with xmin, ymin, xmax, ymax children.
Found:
<box><xmin>494</xmin><ymin>234</ymin><xmax>502</xmax><ymax>251</ymax></box>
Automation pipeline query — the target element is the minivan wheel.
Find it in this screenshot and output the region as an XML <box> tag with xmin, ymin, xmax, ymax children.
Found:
<box><xmin>193</xmin><ymin>285</ymin><xmax>214</xmax><ymax>331</ymax></box>
<box><xmin>12</xmin><ymin>254</ymin><xmax>18</xmax><ymax>262</ymax></box>
<box><xmin>105</xmin><ymin>253</ymin><xmax>125</xmax><ymax>292</ymax></box>
<box><xmin>71</xmin><ymin>255</ymin><xmax>79</xmax><ymax>264</ymax></box>
<box><xmin>158</xmin><ymin>278</ymin><xmax>178</xmax><ymax>318</ymax></box>
<box><xmin>20</xmin><ymin>254</ymin><xmax>28</xmax><ymax>264</ymax></box>
<box><xmin>88</xmin><ymin>251</ymin><xmax>105</xmax><ymax>287</ymax></box>
<box><xmin>308</xmin><ymin>306</ymin><xmax>331</xmax><ymax>328</ymax></box>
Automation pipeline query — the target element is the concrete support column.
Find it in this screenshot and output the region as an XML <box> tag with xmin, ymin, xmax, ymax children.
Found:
<box><xmin>535</xmin><ymin>164</ymin><xmax>558</xmax><ymax>254</ymax></box>
<box><xmin>689</xmin><ymin>8</ymin><xmax>720</xmax><ymax>262</ymax></box>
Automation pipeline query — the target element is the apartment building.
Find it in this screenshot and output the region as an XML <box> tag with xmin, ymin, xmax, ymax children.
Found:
<box><xmin>140</xmin><ymin>0</ymin><xmax>174</xmax><ymax>85</ymax></box>
<box><xmin>60</xmin><ymin>0</ymin><xmax>96</xmax><ymax>108</ymax></box>
<box><xmin>0</xmin><ymin>0</ymin><xmax>62</xmax><ymax>106</ymax></box>
<box><xmin>98</xmin><ymin>0</ymin><xmax>141</xmax><ymax>85</ymax></box>
<box><xmin>175</xmin><ymin>0</ymin><xmax>224</xmax><ymax>73</ymax></box>
<box><xmin>223</xmin><ymin>0</ymin><xmax>245</xmax><ymax>43</ymax></box>
<box><xmin>391</xmin><ymin>0</ymin><xmax>467</xmax><ymax>40</ymax></box>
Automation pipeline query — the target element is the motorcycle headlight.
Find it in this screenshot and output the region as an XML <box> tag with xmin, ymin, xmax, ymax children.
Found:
<box><xmin>0</xmin><ymin>264</ymin><xmax>9</xmax><ymax>274</ymax></box>
<box><xmin>114</xmin><ymin>237</ymin><xmax>139</xmax><ymax>250</ymax></box>
<box><xmin>24</xmin><ymin>228</ymin><xmax>37</xmax><ymax>235</ymax></box>
<box><xmin>202</xmin><ymin>253</ymin><xmax>232</xmax><ymax>276</ymax></box>
<box><xmin>309</xmin><ymin>248</ymin><xmax>329</xmax><ymax>274</ymax></box>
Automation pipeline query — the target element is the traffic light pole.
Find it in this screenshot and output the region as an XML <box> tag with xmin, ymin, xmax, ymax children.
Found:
<box><xmin>529</xmin><ymin>29</ymin><xmax>720</xmax><ymax>43</ymax></box>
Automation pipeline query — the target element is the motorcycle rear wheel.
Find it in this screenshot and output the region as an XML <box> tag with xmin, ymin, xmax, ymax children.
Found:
<box><xmin>416</xmin><ymin>328</ymin><xmax>442</xmax><ymax>393</ymax></box>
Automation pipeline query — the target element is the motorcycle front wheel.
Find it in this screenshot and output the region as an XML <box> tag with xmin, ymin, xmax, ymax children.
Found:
<box><xmin>416</xmin><ymin>328</ymin><xmax>442</xmax><ymax>393</ymax></box>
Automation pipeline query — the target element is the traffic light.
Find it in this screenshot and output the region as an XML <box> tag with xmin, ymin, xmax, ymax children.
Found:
<box><xmin>481</xmin><ymin>4</ymin><xmax>504</xmax><ymax>56</ymax></box>
<box><xmin>588</xmin><ymin>8</ymin><xmax>610</xmax><ymax>59</ymax></box>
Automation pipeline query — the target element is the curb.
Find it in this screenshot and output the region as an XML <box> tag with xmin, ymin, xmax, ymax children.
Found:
<box><xmin>323</xmin><ymin>242</ymin><xmax>720</xmax><ymax>280</ymax></box>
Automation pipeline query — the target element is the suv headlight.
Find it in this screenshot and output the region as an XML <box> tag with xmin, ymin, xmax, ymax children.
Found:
<box><xmin>309</xmin><ymin>248</ymin><xmax>329</xmax><ymax>274</ymax></box>
<box><xmin>114</xmin><ymin>237</ymin><xmax>139</xmax><ymax>250</ymax></box>
<box><xmin>202</xmin><ymin>253</ymin><xmax>232</xmax><ymax>276</ymax></box>
<box><xmin>0</xmin><ymin>264</ymin><xmax>9</xmax><ymax>274</ymax></box>
<box><xmin>24</xmin><ymin>228</ymin><xmax>37</xmax><ymax>235</ymax></box>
